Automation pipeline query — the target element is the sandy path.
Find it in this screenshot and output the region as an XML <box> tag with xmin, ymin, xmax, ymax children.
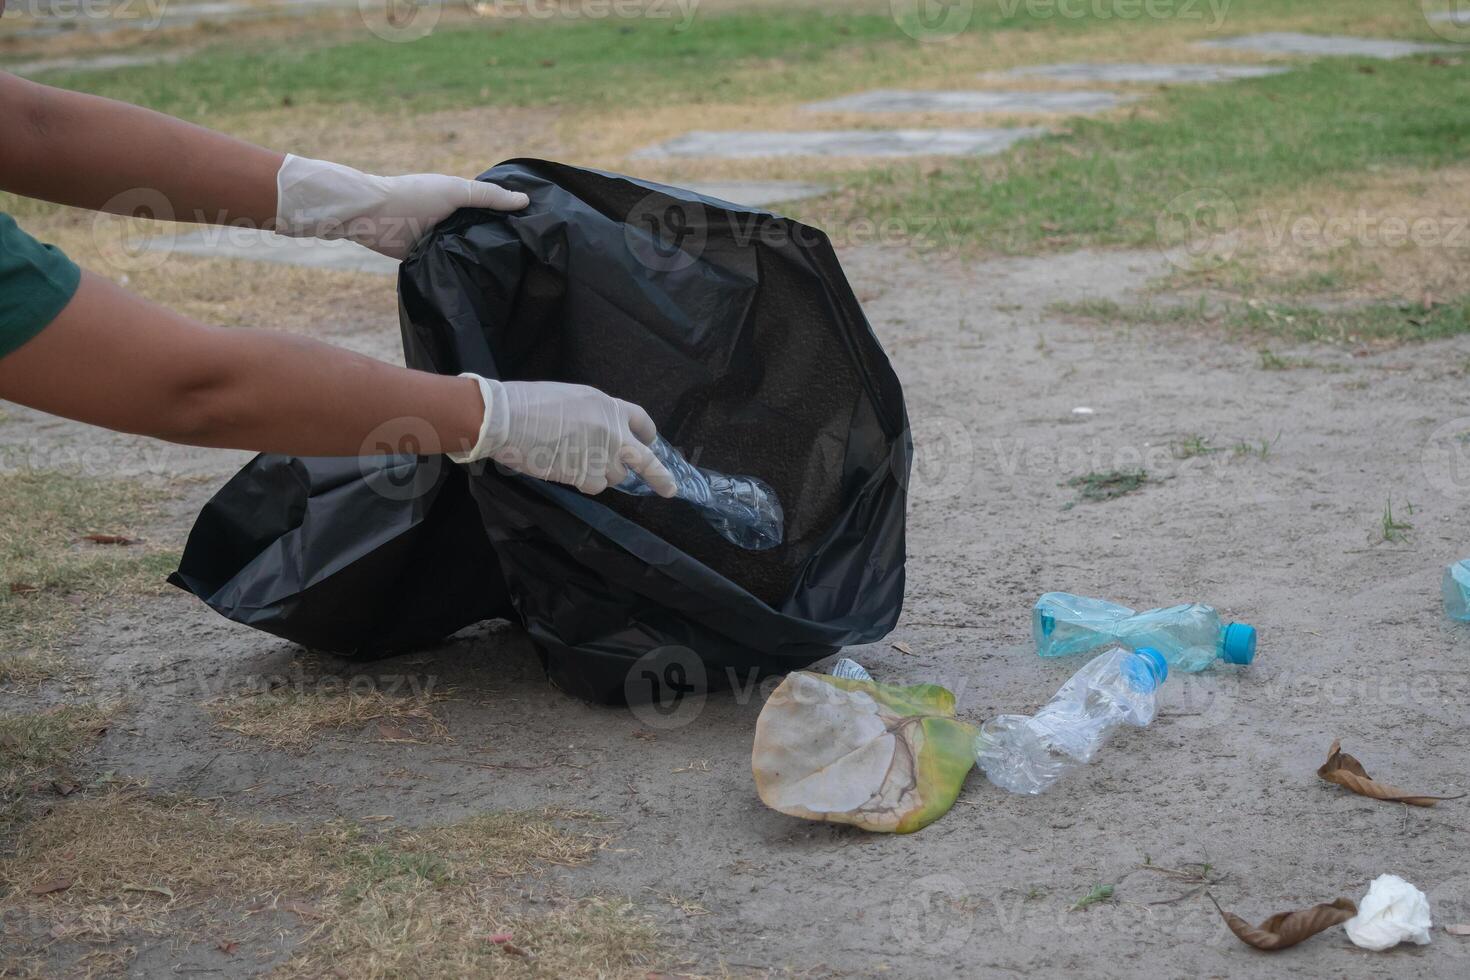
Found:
<box><xmin>13</xmin><ymin>244</ymin><xmax>1470</xmax><ymax>976</ymax></box>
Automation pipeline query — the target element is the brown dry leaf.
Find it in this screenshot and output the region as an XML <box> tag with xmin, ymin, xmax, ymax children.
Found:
<box><xmin>8</xmin><ymin>582</ymin><xmax>39</xmax><ymax>595</ymax></box>
<box><xmin>28</xmin><ymin>878</ymin><xmax>75</xmax><ymax>896</ymax></box>
<box><xmin>121</xmin><ymin>883</ymin><xmax>174</xmax><ymax>900</ymax></box>
<box><xmin>217</xmin><ymin>940</ymin><xmax>240</xmax><ymax>955</ymax></box>
<box><xmin>82</xmin><ymin>533</ymin><xmax>135</xmax><ymax>545</ymax></box>
<box><xmin>1209</xmin><ymin>894</ymin><xmax>1356</xmax><ymax>951</ymax></box>
<box><xmin>1446</xmin><ymin>924</ymin><xmax>1470</xmax><ymax>937</ymax></box>
<box><xmin>377</xmin><ymin>724</ymin><xmax>413</xmax><ymax>741</ymax></box>
<box><xmin>892</xmin><ymin>641</ymin><xmax>915</xmax><ymax>656</ymax></box>
<box><xmin>1317</xmin><ymin>739</ymin><xmax>1464</xmax><ymax>807</ymax></box>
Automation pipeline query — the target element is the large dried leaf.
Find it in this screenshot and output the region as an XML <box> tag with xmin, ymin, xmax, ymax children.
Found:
<box><xmin>751</xmin><ymin>672</ymin><xmax>976</xmax><ymax>834</ymax></box>
<box><xmin>1318</xmin><ymin>739</ymin><xmax>1463</xmax><ymax>807</ymax></box>
<box><xmin>1210</xmin><ymin>894</ymin><xmax>1357</xmax><ymax>951</ymax></box>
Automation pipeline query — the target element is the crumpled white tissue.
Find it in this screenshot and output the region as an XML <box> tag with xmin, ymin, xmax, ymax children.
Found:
<box><xmin>1344</xmin><ymin>874</ymin><xmax>1432</xmax><ymax>951</ymax></box>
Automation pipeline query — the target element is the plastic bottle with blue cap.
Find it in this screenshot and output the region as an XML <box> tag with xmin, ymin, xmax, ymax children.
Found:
<box><xmin>976</xmin><ymin>646</ymin><xmax>1170</xmax><ymax>795</ymax></box>
<box><xmin>1033</xmin><ymin>592</ymin><xmax>1256</xmax><ymax>672</ymax></box>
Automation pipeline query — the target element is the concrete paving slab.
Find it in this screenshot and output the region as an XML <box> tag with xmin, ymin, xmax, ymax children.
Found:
<box><xmin>1196</xmin><ymin>32</ymin><xmax>1458</xmax><ymax>59</ymax></box>
<box><xmin>631</xmin><ymin>128</ymin><xmax>1045</xmax><ymax>160</ymax></box>
<box><xmin>10</xmin><ymin>0</ymin><xmax>370</xmax><ymax>37</ymax></box>
<box><xmin>5</xmin><ymin>50</ymin><xmax>186</xmax><ymax>76</ymax></box>
<box><xmin>1004</xmin><ymin>62</ymin><xmax>1289</xmax><ymax>84</ymax></box>
<box><xmin>151</xmin><ymin>228</ymin><xmax>400</xmax><ymax>275</ymax></box>
<box><xmin>801</xmin><ymin>89</ymin><xmax>1133</xmax><ymax>114</ymax></box>
<box><xmin>680</xmin><ymin>181</ymin><xmax>831</xmax><ymax>207</ymax></box>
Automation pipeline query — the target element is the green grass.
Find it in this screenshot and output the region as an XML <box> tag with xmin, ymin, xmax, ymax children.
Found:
<box><xmin>0</xmin><ymin>703</ymin><xmax>117</xmax><ymax>833</ymax></box>
<box><xmin>816</xmin><ymin>56</ymin><xmax>1470</xmax><ymax>255</ymax></box>
<box><xmin>1380</xmin><ymin>496</ymin><xmax>1413</xmax><ymax>542</ymax></box>
<box><xmin>1064</xmin><ymin>469</ymin><xmax>1149</xmax><ymax>505</ymax></box>
<box><xmin>1171</xmin><ymin>434</ymin><xmax>1221</xmax><ymax>459</ymax></box>
<box><xmin>1052</xmin><ymin>295</ymin><xmax>1470</xmax><ymax>344</ymax></box>
<box><xmin>27</xmin><ymin>12</ymin><xmax>915</xmax><ymax>119</ymax></box>
<box><xmin>1233</xmin><ymin>433</ymin><xmax>1279</xmax><ymax>459</ymax></box>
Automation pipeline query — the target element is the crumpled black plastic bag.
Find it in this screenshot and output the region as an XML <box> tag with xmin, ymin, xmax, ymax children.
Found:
<box><xmin>172</xmin><ymin>160</ymin><xmax>910</xmax><ymax>703</ymax></box>
<box><xmin>169</xmin><ymin>454</ymin><xmax>512</xmax><ymax>655</ymax></box>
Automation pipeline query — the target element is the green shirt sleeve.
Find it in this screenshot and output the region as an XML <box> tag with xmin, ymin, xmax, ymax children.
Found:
<box><xmin>0</xmin><ymin>212</ymin><xmax>82</xmax><ymax>360</ymax></box>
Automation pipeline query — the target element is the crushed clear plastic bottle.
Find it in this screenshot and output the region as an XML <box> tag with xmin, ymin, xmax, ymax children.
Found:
<box><xmin>1033</xmin><ymin>592</ymin><xmax>1255</xmax><ymax>672</ymax></box>
<box><xmin>975</xmin><ymin>646</ymin><xmax>1168</xmax><ymax>795</ymax></box>
<box><xmin>615</xmin><ymin>435</ymin><xmax>784</xmax><ymax>551</ymax></box>
<box><xmin>829</xmin><ymin>657</ymin><xmax>872</xmax><ymax>681</ymax></box>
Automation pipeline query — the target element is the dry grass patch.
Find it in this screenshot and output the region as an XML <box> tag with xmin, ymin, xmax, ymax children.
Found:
<box><xmin>207</xmin><ymin>687</ymin><xmax>453</xmax><ymax>751</ymax></box>
<box><xmin>0</xmin><ymin>701</ymin><xmax>120</xmax><ymax>831</ymax></box>
<box><xmin>0</xmin><ymin>471</ymin><xmax>177</xmax><ymax>661</ymax></box>
<box><xmin>1167</xmin><ymin>167</ymin><xmax>1470</xmax><ymax>303</ymax></box>
<box><xmin>14</xmin><ymin>208</ymin><xmax>400</xmax><ymax>341</ymax></box>
<box><xmin>0</xmin><ymin>792</ymin><xmax>660</xmax><ymax>978</ymax></box>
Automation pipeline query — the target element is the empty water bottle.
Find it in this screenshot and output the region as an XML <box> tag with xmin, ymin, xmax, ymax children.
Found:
<box><xmin>975</xmin><ymin>646</ymin><xmax>1168</xmax><ymax>795</ymax></box>
<box><xmin>615</xmin><ymin>435</ymin><xmax>784</xmax><ymax>551</ymax></box>
<box><xmin>1033</xmin><ymin>592</ymin><xmax>1256</xmax><ymax>672</ymax></box>
<box><xmin>1444</xmin><ymin>560</ymin><xmax>1470</xmax><ymax>621</ymax></box>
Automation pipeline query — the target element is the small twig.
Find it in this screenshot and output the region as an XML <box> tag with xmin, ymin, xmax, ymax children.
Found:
<box><xmin>1149</xmin><ymin>885</ymin><xmax>1207</xmax><ymax>906</ymax></box>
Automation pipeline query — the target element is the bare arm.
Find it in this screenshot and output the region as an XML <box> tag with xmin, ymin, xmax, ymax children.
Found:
<box><xmin>0</xmin><ymin>70</ymin><xmax>281</xmax><ymax>226</ymax></box>
<box><xmin>0</xmin><ymin>272</ymin><xmax>483</xmax><ymax>457</ymax></box>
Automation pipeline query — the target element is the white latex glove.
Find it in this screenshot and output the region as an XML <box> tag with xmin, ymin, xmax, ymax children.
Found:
<box><xmin>449</xmin><ymin>375</ymin><xmax>678</xmax><ymax>498</ymax></box>
<box><xmin>273</xmin><ymin>154</ymin><xmax>529</xmax><ymax>259</ymax></box>
<box><xmin>1344</xmin><ymin>874</ymin><xmax>1433</xmax><ymax>951</ymax></box>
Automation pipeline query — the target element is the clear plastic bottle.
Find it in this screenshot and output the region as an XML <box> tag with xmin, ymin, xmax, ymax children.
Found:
<box><xmin>975</xmin><ymin>646</ymin><xmax>1168</xmax><ymax>795</ymax></box>
<box><xmin>615</xmin><ymin>435</ymin><xmax>784</xmax><ymax>551</ymax></box>
<box><xmin>1444</xmin><ymin>561</ymin><xmax>1470</xmax><ymax>621</ymax></box>
<box><xmin>1033</xmin><ymin>592</ymin><xmax>1256</xmax><ymax>672</ymax></box>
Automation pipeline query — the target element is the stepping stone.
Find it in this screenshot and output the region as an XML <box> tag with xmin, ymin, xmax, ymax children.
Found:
<box><xmin>802</xmin><ymin>89</ymin><xmax>1132</xmax><ymax>114</ymax></box>
<box><xmin>5</xmin><ymin>51</ymin><xmax>185</xmax><ymax>77</ymax></box>
<box><xmin>1005</xmin><ymin>63</ymin><xmax>1288</xmax><ymax>84</ymax></box>
<box><xmin>1197</xmin><ymin>32</ymin><xmax>1458</xmax><ymax>59</ymax></box>
<box><xmin>631</xmin><ymin>128</ymin><xmax>1045</xmax><ymax>160</ymax></box>
<box><xmin>11</xmin><ymin>0</ymin><xmax>370</xmax><ymax>37</ymax></box>
<box><xmin>681</xmin><ymin>181</ymin><xmax>831</xmax><ymax>207</ymax></box>
<box><xmin>152</xmin><ymin>228</ymin><xmax>400</xmax><ymax>275</ymax></box>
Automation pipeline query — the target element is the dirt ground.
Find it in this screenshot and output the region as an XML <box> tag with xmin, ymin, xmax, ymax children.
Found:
<box><xmin>5</xmin><ymin>239</ymin><xmax>1470</xmax><ymax>976</ymax></box>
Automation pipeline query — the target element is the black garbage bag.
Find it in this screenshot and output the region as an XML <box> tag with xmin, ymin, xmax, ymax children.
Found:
<box><xmin>169</xmin><ymin>454</ymin><xmax>513</xmax><ymax>654</ymax></box>
<box><xmin>172</xmin><ymin>160</ymin><xmax>910</xmax><ymax>703</ymax></box>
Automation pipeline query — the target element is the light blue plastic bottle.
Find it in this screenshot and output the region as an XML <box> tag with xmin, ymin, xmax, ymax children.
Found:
<box><xmin>1444</xmin><ymin>560</ymin><xmax>1470</xmax><ymax>621</ymax></box>
<box><xmin>1033</xmin><ymin>592</ymin><xmax>1256</xmax><ymax>672</ymax></box>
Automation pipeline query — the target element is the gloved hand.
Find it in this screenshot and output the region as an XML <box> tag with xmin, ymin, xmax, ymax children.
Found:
<box><xmin>273</xmin><ymin>154</ymin><xmax>528</xmax><ymax>259</ymax></box>
<box><xmin>450</xmin><ymin>375</ymin><xmax>678</xmax><ymax>498</ymax></box>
